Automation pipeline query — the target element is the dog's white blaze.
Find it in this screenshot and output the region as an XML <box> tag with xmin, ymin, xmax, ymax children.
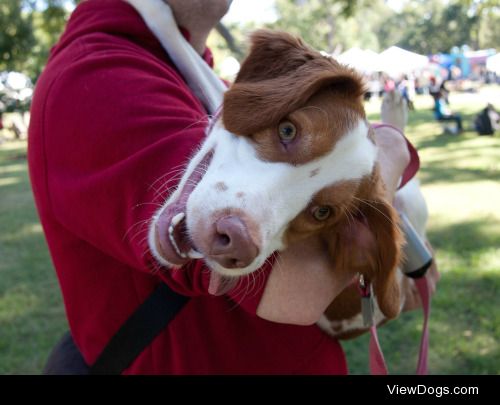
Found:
<box><xmin>186</xmin><ymin>118</ymin><xmax>377</xmax><ymax>276</ymax></box>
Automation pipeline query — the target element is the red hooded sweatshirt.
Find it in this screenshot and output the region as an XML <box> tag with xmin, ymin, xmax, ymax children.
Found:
<box><xmin>28</xmin><ymin>0</ymin><xmax>348</xmax><ymax>374</ymax></box>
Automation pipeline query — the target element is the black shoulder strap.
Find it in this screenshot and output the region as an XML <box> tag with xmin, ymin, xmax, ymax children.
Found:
<box><xmin>89</xmin><ymin>283</ymin><xmax>189</xmax><ymax>375</ymax></box>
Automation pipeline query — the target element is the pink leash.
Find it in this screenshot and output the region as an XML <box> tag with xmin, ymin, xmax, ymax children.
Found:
<box><xmin>363</xmin><ymin>276</ymin><xmax>431</xmax><ymax>375</ymax></box>
<box><xmin>369</xmin><ymin>325</ymin><xmax>389</xmax><ymax>375</ymax></box>
<box><xmin>415</xmin><ymin>276</ymin><xmax>431</xmax><ymax>375</ymax></box>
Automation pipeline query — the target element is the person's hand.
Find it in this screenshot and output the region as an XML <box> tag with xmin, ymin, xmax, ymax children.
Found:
<box><xmin>256</xmin><ymin>125</ymin><xmax>411</xmax><ymax>324</ymax></box>
<box><xmin>402</xmin><ymin>241</ymin><xmax>440</xmax><ymax>312</ymax></box>
<box><xmin>256</xmin><ymin>234</ymin><xmax>355</xmax><ymax>325</ymax></box>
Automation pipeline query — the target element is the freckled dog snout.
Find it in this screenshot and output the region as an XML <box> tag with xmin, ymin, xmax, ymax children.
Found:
<box><xmin>210</xmin><ymin>216</ymin><xmax>258</xmax><ymax>268</ymax></box>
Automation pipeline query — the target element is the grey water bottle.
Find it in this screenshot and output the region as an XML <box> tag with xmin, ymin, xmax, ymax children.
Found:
<box><xmin>399</xmin><ymin>212</ymin><xmax>433</xmax><ymax>278</ymax></box>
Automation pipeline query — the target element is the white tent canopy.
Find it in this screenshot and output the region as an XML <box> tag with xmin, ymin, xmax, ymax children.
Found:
<box><xmin>336</xmin><ymin>47</ymin><xmax>383</xmax><ymax>73</ymax></box>
<box><xmin>378</xmin><ymin>46</ymin><xmax>429</xmax><ymax>76</ymax></box>
<box><xmin>486</xmin><ymin>53</ymin><xmax>500</xmax><ymax>75</ymax></box>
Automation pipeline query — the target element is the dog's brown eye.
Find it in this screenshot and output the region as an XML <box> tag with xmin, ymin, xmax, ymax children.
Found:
<box><xmin>278</xmin><ymin>121</ymin><xmax>297</xmax><ymax>142</ymax></box>
<box><xmin>312</xmin><ymin>206</ymin><xmax>332</xmax><ymax>221</ymax></box>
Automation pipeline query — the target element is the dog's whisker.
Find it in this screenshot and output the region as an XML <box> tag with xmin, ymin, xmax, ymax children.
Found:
<box><xmin>149</xmin><ymin>261</ymin><xmax>163</xmax><ymax>276</ymax></box>
<box><xmin>135</xmin><ymin>235</ymin><xmax>151</xmax><ymax>250</ymax></box>
<box><xmin>181</xmin><ymin>115</ymin><xmax>210</xmax><ymax>132</ymax></box>
<box><xmin>226</xmin><ymin>275</ymin><xmax>252</xmax><ymax>312</ymax></box>
<box><xmin>273</xmin><ymin>252</ymin><xmax>285</xmax><ymax>278</ymax></box>
<box><xmin>152</xmin><ymin>185</ymin><xmax>175</xmax><ymax>199</ymax></box>
<box><xmin>253</xmin><ymin>267</ymin><xmax>267</xmax><ymax>298</ymax></box>
<box><xmin>352</xmin><ymin>196</ymin><xmax>395</xmax><ymax>226</ymax></box>
<box><xmin>153</xmin><ymin>186</ymin><xmax>179</xmax><ymax>200</ymax></box>
<box><xmin>252</xmin><ymin>268</ymin><xmax>265</xmax><ymax>298</ymax></box>
<box><xmin>130</xmin><ymin>228</ymin><xmax>150</xmax><ymax>245</ymax></box>
<box><xmin>149</xmin><ymin>168</ymin><xmax>194</xmax><ymax>197</ymax></box>
<box><xmin>341</xmin><ymin>206</ymin><xmax>354</xmax><ymax>229</ymax></box>
<box><xmin>152</xmin><ymin>175</ymin><xmax>184</xmax><ymax>192</ymax></box>
<box><xmin>248</xmin><ymin>271</ymin><xmax>256</xmax><ymax>298</ymax></box>
<box><xmin>122</xmin><ymin>218</ymin><xmax>150</xmax><ymax>241</ymax></box>
<box><xmin>133</xmin><ymin>202</ymin><xmax>164</xmax><ymax>208</ymax></box>
<box><xmin>148</xmin><ymin>165</ymin><xmax>188</xmax><ymax>191</ymax></box>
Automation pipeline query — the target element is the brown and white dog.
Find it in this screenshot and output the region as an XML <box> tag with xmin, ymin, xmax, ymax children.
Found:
<box><xmin>149</xmin><ymin>30</ymin><xmax>425</xmax><ymax>337</ymax></box>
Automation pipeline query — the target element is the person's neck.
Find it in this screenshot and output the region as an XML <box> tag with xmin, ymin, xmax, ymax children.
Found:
<box><xmin>188</xmin><ymin>30</ymin><xmax>209</xmax><ymax>56</ymax></box>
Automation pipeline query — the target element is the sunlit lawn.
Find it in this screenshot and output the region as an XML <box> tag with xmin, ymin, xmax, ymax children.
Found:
<box><xmin>0</xmin><ymin>139</ymin><xmax>67</xmax><ymax>374</ymax></box>
<box><xmin>1</xmin><ymin>85</ymin><xmax>499</xmax><ymax>374</ymax></box>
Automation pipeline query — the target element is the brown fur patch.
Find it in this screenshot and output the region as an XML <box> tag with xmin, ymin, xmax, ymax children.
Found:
<box><xmin>325</xmin><ymin>279</ymin><xmax>362</xmax><ymax>321</ymax></box>
<box><xmin>222</xmin><ymin>29</ymin><xmax>366</xmax><ymax>165</ymax></box>
<box><xmin>283</xmin><ymin>180</ymin><xmax>361</xmax><ymax>246</ymax></box>
<box><xmin>250</xmin><ymin>90</ymin><xmax>364</xmax><ymax>164</ymax></box>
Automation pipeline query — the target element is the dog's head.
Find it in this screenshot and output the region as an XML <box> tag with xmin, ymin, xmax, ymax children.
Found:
<box><xmin>150</xmin><ymin>30</ymin><xmax>403</xmax><ymax>318</ymax></box>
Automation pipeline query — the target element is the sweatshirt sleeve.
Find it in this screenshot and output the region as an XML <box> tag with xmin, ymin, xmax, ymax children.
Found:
<box><xmin>41</xmin><ymin>47</ymin><xmax>271</xmax><ymax>305</ymax></box>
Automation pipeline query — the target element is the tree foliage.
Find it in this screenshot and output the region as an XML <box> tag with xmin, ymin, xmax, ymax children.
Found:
<box><xmin>0</xmin><ymin>0</ymin><xmax>72</xmax><ymax>81</ymax></box>
<box><xmin>29</xmin><ymin>1</ymin><xmax>71</xmax><ymax>79</ymax></box>
<box><xmin>270</xmin><ymin>0</ymin><xmax>392</xmax><ymax>53</ymax></box>
<box><xmin>0</xmin><ymin>0</ymin><xmax>36</xmax><ymax>74</ymax></box>
<box><xmin>254</xmin><ymin>0</ymin><xmax>499</xmax><ymax>56</ymax></box>
<box><xmin>477</xmin><ymin>6</ymin><xmax>500</xmax><ymax>50</ymax></box>
<box><xmin>377</xmin><ymin>0</ymin><xmax>479</xmax><ymax>54</ymax></box>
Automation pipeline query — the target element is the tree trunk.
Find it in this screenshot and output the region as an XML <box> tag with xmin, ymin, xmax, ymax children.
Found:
<box><xmin>215</xmin><ymin>22</ymin><xmax>244</xmax><ymax>59</ymax></box>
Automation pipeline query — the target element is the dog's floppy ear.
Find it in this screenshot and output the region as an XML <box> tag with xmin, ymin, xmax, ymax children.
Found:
<box><xmin>223</xmin><ymin>29</ymin><xmax>365</xmax><ymax>135</ymax></box>
<box><xmin>234</xmin><ymin>29</ymin><xmax>319</xmax><ymax>84</ymax></box>
<box><xmin>326</xmin><ymin>168</ymin><xmax>404</xmax><ymax>319</ymax></box>
<box><xmin>359</xmin><ymin>191</ymin><xmax>403</xmax><ymax>319</ymax></box>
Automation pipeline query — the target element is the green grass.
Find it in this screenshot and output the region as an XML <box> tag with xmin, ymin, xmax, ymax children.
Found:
<box><xmin>1</xmin><ymin>85</ymin><xmax>499</xmax><ymax>374</ymax></box>
<box><xmin>0</xmin><ymin>139</ymin><xmax>67</xmax><ymax>374</ymax></box>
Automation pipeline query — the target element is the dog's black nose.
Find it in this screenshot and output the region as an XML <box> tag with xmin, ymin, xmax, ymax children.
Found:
<box><xmin>210</xmin><ymin>216</ymin><xmax>258</xmax><ymax>269</ymax></box>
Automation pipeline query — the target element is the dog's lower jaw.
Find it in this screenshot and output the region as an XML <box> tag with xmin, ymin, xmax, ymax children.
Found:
<box><xmin>148</xmin><ymin>217</ymin><xmax>188</xmax><ymax>268</ymax></box>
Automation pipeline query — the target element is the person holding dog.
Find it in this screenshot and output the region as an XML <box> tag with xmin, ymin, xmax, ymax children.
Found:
<box><xmin>30</xmin><ymin>0</ymin><xmax>438</xmax><ymax>374</ymax></box>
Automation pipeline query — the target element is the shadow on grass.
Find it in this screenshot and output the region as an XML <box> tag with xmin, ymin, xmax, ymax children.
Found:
<box><xmin>427</xmin><ymin>218</ymin><xmax>500</xmax><ymax>255</ymax></box>
<box><xmin>0</xmin><ymin>226</ymin><xmax>66</xmax><ymax>374</ymax></box>
<box><xmin>412</xmin><ymin>132</ymin><xmax>472</xmax><ymax>150</ymax></box>
<box><xmin>412</xmin><ymin>130</ymin><xmax>499</xmax><ymax>150</ymax></box>
<box><xmin>402</xmin><ymin>121</ymin><xmax>500</xmax><ymax>185</ymax></box>
<box><xmin>420</xmin><ymin>164</ymin><xmax>499</xmax><ymax>185</ymax></box>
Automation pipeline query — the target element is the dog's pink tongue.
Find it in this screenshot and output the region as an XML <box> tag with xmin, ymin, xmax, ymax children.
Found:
<box><xmin>208</xmin><ymin>271</ymin><xmax>239</xmax><ymax>296</ymax></box>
